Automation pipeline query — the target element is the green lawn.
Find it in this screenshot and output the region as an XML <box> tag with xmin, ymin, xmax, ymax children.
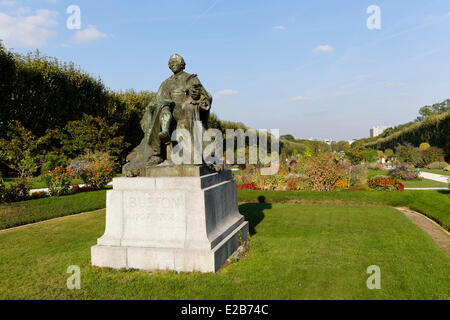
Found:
<box><xmin>237</xmin><ymin>190</ymin><xmax>450</xmax><ymax>230</ymax></box>
<box><xmin>0</xmin><ymin>190</ymin><xmax>106</xmax><ymax>230</ymax></box>
<box><xmin>0</xmin><ymin>204</ymin><xmax>448</xmax><ymax>299</ymax></box>
<box><xmin>402</xmin><ymin>179</ymin><xmax>448</xmax><ymax>188</ymax></box>
<box><xmin>421</xmin><ymin>169</ymin><xmax>450</xmax><ymax>176</ymax></box>
<box><xmin>3</xmin><ymin>177</ymin><xmax>84</xmax><ymax>190</ymax></box>
<box><xmin>1</xmin><ymin>188</ymin><xmax>449</xmax><ymax>231</ymax></box>
<box><xmin>367</xmin><ymin>169</ymin><xmax>390</xmax><ymax>178</ymax></box>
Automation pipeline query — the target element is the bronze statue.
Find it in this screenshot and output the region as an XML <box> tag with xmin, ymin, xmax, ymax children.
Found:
<box><xmin>123</xmin><ymin>54</ymin><xmax>212</xmax><ymax>177</ymax></box>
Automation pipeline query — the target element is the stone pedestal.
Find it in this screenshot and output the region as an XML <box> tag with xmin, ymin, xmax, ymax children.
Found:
<box><xmin>91</xmin><ymin>168</ymin><xmax>248</xmax><ymax>273</ymax></box>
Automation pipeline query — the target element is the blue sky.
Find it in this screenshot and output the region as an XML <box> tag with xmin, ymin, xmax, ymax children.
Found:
<box><xmin>1</xmin><ymin>0</ymin><xmax>450</xmax><ymax>141</ymax></box>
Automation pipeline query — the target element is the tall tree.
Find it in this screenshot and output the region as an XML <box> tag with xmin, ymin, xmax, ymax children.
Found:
<box><xmin>417</xmin><ymin>99</ymin><xmax>450</xmax><ymax>121</ymax></box>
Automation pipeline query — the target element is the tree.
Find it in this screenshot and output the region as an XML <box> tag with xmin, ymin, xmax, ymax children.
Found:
<box><xmin>384</xmin><ymin>148</ymin><xmax>394</xmax><ymax>158</ymax></box>
<box><xmin>1</xmin><ymin>50</ymin><xmax>111</xmax><ymax>137</ymax></box>
<box><xmin>395</xmin><ymin>143</ymin><xmax>424</xmax><ymax>167</ymax></box>
<box><xmin>332</xmin><ymin>141</ymin><xmax>350</xmax><ymax>152</ymax></box>
<box><xmin>421</xmin><ymin>146</ymin><xmax>445</xmax><ymax>165</ymax></box>
<box><xmin>280</xmin><ymin>134</ymin><xmax>295</xmax><ymax>141</ymax></box>
<box><xmin>59</xmin><ymin>114</ymin><xmax>129</xmax><ymax>161</ymax></box>
<box><xmin>416</xmin><ymin>99</ymin><xmax>450</xmax><ymax>121</ymax></box>
<box><xmin>0</xmin><ymin>42</ymin><xmax>17</xmax><ymax>136</ymax></box>
<box><xmin>0</xmin><ymin>122</ymin><xmax>53</xmax><ymax>177</ymax></box>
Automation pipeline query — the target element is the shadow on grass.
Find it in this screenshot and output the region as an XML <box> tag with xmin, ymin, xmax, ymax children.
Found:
<box><xmin>437</xmin><ymin>190</ymin><xmax>449</xmax><ymax>195</ymax></box>
<box><xmin>238</xmin><ymin>196</ymin><xmax>272</xmax><ymax>235</ymax></box>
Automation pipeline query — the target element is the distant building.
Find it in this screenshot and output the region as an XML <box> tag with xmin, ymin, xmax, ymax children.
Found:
<box><xmin>370</xmin><ymin>126</ymin><xmax>391</xmax><ymax>138</ymax></box>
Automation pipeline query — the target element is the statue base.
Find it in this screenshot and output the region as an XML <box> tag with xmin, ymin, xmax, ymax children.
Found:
<box><xmin>91</xmin><ymin>168</ymin><xmax>248</xmax><ymax>273</ymax></box>
<box><xmin>122</xmin><ymin>162</ymin><xmax>223</xmax><ymax>178</ymax></box>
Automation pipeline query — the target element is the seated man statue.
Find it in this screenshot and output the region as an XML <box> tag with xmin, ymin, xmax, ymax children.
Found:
<box><xmin>123</xmin><ymin>54</ymin><xmax>212</xmax><ymax>177</ymax></box>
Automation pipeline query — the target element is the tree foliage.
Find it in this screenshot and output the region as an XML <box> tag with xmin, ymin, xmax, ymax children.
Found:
<box><xmin>59</xmin><ymin>114</ymin><xmax>129</xmax><ymax>160</ymax></box>
<box><xmin>364</xmin><ymin>112</ymin><xmax>450</xmax><ymax>160</ymax></box>
<box><xmin>416</xmin><ymin>99</ymin><xmax>450</xmax><ymax>121</ymax></box>
<box><xmin>0</xmin><ymin>122</ymin><xmax>53</xmax><ymax>177</ymax></box>
<box><xmin>0</xmin><ymin>46</ymin><xmax>155</xmax><ymax>173</ymax></box>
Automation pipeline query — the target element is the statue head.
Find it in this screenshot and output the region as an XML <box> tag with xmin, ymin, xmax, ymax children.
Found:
<box><xmin>168</xmin><ymin>54</ymin><xmax>186</xmax><ymax>74</ymax></box>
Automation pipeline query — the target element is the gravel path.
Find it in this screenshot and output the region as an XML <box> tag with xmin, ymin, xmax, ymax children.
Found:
<box><xmin>419</xmin><ymin>171</ymin><xmax>449</xmax><ymax>184</ymax></box>
<box><xmin>29</xmin><ymin>182</ymin><xmax>113</xmax><ymax>195</ymax></box>
<box><xmin>396</xmin><ymin>207</ymin><xmax>449</xmax><ymax>254</ymax></box>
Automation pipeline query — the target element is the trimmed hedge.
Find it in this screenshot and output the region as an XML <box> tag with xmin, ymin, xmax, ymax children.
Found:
<box><xmin>364</xmin><ymin>112</ymin><xmax>450</xmax><ymax>158</ymax></box>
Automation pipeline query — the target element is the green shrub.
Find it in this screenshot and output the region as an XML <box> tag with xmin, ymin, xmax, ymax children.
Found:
<box><xmin>42</xmin><ymin>167</ymin><xmax>75</xmax><ymax>196</ymax></box>
<box><xmin>76</xmin><ymin>152</ymin><xmax>116</xmax><ymax>190</ymax></box>
<box><xmin>345</xmin><ymin>148</ymin><xmax>378</xmax><ymax>165</ymax></box>
<box><xmin>41</xmin><ymin>154</ymin><xmax>69</xmax><ymax>172</ymax></box>
<box><xmin>59</xmin><ymin>114</ymin><xmax>129</xmax><ymax>161</ymax></box>
<box><xmin>421</xmin><ymin>146</ymin><xmax>445</xmax><ymax>165</ymax></box>
<box><xmin>6</xmin><ymin>177</ymin><xmax>32</xmax><ymax>202</ymax></box>
<box><xmin>384</xmin><ymin>148</ymin><xmax>394</xmax><ymax>158</ymax></box>
<box><xmin>395</xmin><ymin>144</ymin><xmax>424</xmax><ymax>167</ymax></box>
<box><xmin>389</xmin><ymin>164</ymin><xmax>419</xmax><ymax>180</ymax></box>
<box><xmin>419</xmin><ymin>142</ymin><xmax>430</xmax><ymax>151</ymax></box>
<box><xmin>348</xmin><ymin>165</ymin><xmax>369</xmax><ymax>186</ymax></box>
<box><xmin>427</xmin><ymin>161</ymin><xmax>449</xmax><ymax>170</ymax></box>
<box><xmin>0</xmin><ymin>179</ymin><xmax>6</xmax><ymax>203</ymax></box>
<box><xmin>304</xmin><ymin>153</ymin><xmax>346</xmax><ymax>191</ymax></box>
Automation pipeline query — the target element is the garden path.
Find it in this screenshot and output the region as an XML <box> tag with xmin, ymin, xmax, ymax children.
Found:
<box><xmin>396</xmin><ymin>207</ymin><xmax>449</xmax><ymax>254</ymax></box>
<box><xmin>419</xmin><ymin>172</ymin><xmax>449</xmax><ymax>183</ymax></box>
<box><xmin>29</xmin><ymin>182</ymin><xmax>113</xmax><ymax>195</ymax></box>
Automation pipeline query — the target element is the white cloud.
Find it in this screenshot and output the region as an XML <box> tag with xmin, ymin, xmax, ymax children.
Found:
<box><xmin>273</xmin><ymin>25</ymin><xmax>285</xmax><ymax>30</ymax></box>
<box><xmin>71</xmin><ymin>25</ymin><xmax>108</xmax><ymax>44</ymax></box>
<box><xmin>215</xmin><ymin>89</ymin><xmax>238</xmax><ymax>99</ymax></box>
<box><xmin>0</xmin><ymin>1</ymin><xmax>15</xmax><ymax>6</ymax></box>
<box><xmin>290</xmin><ymin>96</ymin><xmax>310</xmax><ymax>102</ymax></box>
<box><xmin>445</xmin><ymin>12</ymin><xmax>450</xmax><ymax>17</ymax></box>
<box><xmin>333</xmin><ymin>91</ymin><xmax>352</xmax><ymax>97</ymax></box>
<box><xmin>314</xmin><ymin>45</ymin><xmax>334</xmax><ymax>53</ymax></box>
<box><xmin>0</xmin><ymin>8</ymin><xmax>58</xmax><ymax>48</ymax></box>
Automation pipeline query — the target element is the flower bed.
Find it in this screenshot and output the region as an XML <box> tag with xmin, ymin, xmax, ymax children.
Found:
<box><xmin>42</xmin><ymin>167</ymin><xmax>76</xmax><ymax>196</ymax></box>
<box><xmin>236</xmin><ymin>182</ymin><xmax>260</xmax><ymax>190</ymax></box>
<box><xmin>367</xmin><ymin>177</ymin><xmax>404</xmax><ymax>191</ymax></box>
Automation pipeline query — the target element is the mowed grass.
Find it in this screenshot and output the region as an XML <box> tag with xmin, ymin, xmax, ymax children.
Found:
<box><xmin>238</xmin><ymin>190</ymin><xmax>450</xmax><ymax>230</ymax></box>
<box><xmin>0</xmin><ymin>204</ymin><xmax>448</xmax><ymax>300</ymax></box>
<box><xmin>421</xmin><ymin>169</ymin><xmax>449</xmax><ymax>176</ymax></box>
<box><xmin>402</xmin><ymin>179</ymin><xmax>448</xmax><ymax>188</ymax></box>
<box><xmin>1</xmin><ymin>189</ymin><xmax>449</xmax><ymax>231</ymax></box>
<box><xmin>0</xmin><ymin>190</ymin><xmax>106</xmax><ymax>230</ymax></box>
<box><xmin>3</xmin><ymin>177</ymin><xmax>84</xmax><ymax>190</ymax></box>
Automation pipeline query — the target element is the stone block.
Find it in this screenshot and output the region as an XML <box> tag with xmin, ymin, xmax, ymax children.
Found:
<box><xmin>91</xmin><ymin>168</ymin><xmax>248</xmax><ymax>273</ymax></box>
